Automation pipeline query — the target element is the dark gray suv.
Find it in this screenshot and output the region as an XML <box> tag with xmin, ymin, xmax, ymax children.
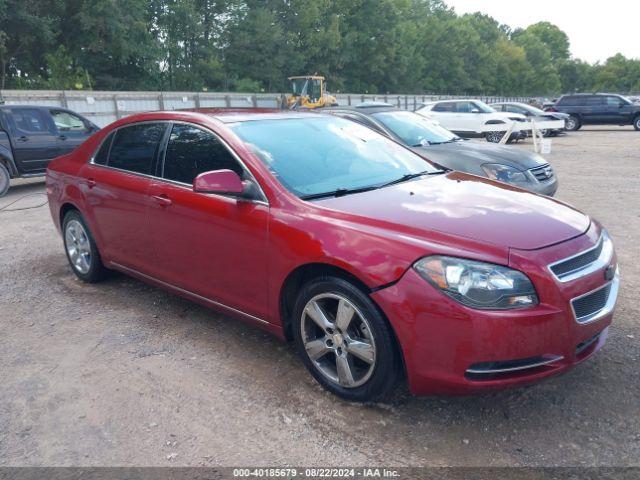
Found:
<box><xmin>326</xmin><ymin>106</ymin><xmax>558</xmax><ymax>196</ymax></box>
<box><xmin>548</xmin><ymin>93</ymin><xmax>640</xmax><ymax>131</ymax></box>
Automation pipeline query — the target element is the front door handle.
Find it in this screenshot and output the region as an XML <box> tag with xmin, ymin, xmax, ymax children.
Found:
<box><xmin>17</xmin><ymin>136</ymin><xmax>29</xmax><ymax>142</ymax></box>
<box><xmin>86</xmin><ymin>178</ymin><xmax>97</xmax><ymax>189</ymax></box>
<box><xmin>59</xmin><ymin>135</ymin><xmax>67</xmax><ymax>141</ymax></box>
<box><xmin>152</xmin><ymin>194</ymin><xmax>172</xmax><ymax>207</ymax></box>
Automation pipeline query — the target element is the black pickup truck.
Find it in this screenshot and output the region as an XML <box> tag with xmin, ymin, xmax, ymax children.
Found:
<box><xmin>0</xmin><ymin>105</ymin><xmax>99</xmax><ymax>196</ymax></box>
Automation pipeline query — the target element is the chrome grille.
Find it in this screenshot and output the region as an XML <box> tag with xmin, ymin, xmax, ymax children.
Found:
<box><xmin>570</xmin><ymin>272</ymin><xmax>619</xmax><ymax>325</ymax></box>
<box><xmin>548</xmin><ymin>231</ymin><xmax>614</xmax><ymax>282</ymax></box>
<box><xmin>551</xmin><ymin>237</ymin><xmax>603</xmax><ymax>278</ymax></box>
<box><xmin>529</xmin><ymin>164</ymin><xmax>554</xmax><ymax>182</ymax></box>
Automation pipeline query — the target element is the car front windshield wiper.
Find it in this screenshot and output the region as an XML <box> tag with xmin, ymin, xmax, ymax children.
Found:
<box><xmin>300</xmin><ymin>185</ymin><xmax>380</xmax><ymax>201</ymax></box>
<box><xmin>378</xmin><ymin>170</ymin><xmax>445</xmax><ymax>188</ymax></box>
<box><xmin>427</xmin><ymin>139</ymin><xmax>458</xmax><ymax>145</ymax></box>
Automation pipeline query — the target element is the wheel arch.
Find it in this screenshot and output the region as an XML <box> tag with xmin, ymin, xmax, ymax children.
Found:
<box><xmin>0</xmin><ymin>149</ymin><xmax>18</xmax><ymax>177</ymax></box>
<box><xmin>279</xmin><ymin>261</ymin><xmax>408</xmax><ymax>386</ymax></box>
<box><xmin>59</xmin><ymin>202</ymin><xmax>81</xmax><ymax>227</ymax></box>
<box><xmin>279</xmin><ymin>262</ymin><xmax>372</xmax><ymax>341</ymax></box>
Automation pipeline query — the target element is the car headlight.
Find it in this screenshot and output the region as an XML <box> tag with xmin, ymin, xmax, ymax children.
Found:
<box><xmin>482</xmin><ymin>163</ymin><xmax>529</xmax><ymax>183</ymax></box>
<box><xmin>414</xmin><ymin>256</ymin><xmax>538</xmax><ymax>309</ymax></box>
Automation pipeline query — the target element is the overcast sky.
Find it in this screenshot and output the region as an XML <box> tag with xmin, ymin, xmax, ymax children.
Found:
<box><xmin>444</xmin><ymin>0</ymin><xmax>639</xmax><ymax>63</ymax></box>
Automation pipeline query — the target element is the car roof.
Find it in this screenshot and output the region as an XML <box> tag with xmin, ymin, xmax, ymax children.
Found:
<box><xmin>491</xmin><ymin>102</ymin><xmax>533</xmax><ymax>108</ymax></box>
<box><xmin>185</xmin><ymin>108</ymin><xmax>321</xmax><ymax>123</ymax></box>
<box><xmin>325</xmin><ymin>105</ymin><xmax>401</xmax><ymax>116</ymax></box>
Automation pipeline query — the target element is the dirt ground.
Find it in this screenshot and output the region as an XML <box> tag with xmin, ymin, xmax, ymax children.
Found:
<box><xmin>0</xmin><ymin>126</ymin><xmax>638</xmax><ymax>467</ymax></box>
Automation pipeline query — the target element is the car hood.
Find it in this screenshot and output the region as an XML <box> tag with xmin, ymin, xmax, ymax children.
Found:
<box><xmin>317</xmin><ymin>172</ymin><xmax>589</xmax><ymax>251</ymax></box>
<box><xmin>412</xmin><ymin>141</ymin><xmax>548</xmax><ymax>171</ymax></box>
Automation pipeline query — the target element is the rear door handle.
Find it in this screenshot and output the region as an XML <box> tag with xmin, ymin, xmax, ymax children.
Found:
<box><xmin>152</xmin><ymin>194</ymin><xmax>172</xmax><ymax>207</ymax></box>
<box><xmin>59</xmin><ymin>135</ymin><xmax>67</xmax><ymax>141</ymax></box>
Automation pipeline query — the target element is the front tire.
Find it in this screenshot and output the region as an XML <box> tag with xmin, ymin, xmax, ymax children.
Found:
<box><xmin>62</xmin><ymin>210</ymin><xmax>108</xmax><ymax>282</ymax></box>
<box><xmin>292</xmin><ymin>276</ymin><xmax>401</xmax><ymax>402</ymax></box>
<box><xmin>565</xmin><ymin>115</ymin><xmax>581</xmax><ymax>131</ymax></box>
<box><xmin>0</xmin><ymin>163</ymin><xmax>10</xmax><ymax>197</ymax></box>
<box><xmin>485</xmin><ymin>131</ymin><xmax>505</xmax><ymax>143</ymax></box>
<box><xmin>633</xmin><ymin>115</ymin><xmax>640</xmax><ymax>131</ymax></box>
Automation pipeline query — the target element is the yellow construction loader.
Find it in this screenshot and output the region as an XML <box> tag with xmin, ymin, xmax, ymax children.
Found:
<box><xmin>283</xmin><ymin>75</ymin><xmax>338</xmax><ymax>109</ymax></box>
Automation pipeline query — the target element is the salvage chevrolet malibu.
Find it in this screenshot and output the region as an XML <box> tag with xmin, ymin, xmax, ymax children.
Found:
<box><xmin>46</xmin><ymin>110</ymin><xmax>619</xmax><ymax>401</ymax></box>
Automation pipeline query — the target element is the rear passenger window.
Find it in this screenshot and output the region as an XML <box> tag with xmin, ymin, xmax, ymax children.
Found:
<box><xmin>93</xmin><ymin>132</ymin><xmax>115</xmax><ymax>165</ymax></box>
<box><xmin>558</xmin><ymin>96</ymin><xmax>578</xmax><ymax>106</ymax></box>
<box><xmin>162</xmin><ymin>124</ymin><xmax>244</xmax><ymax>185</ymax></box>
<box><xmin>108</xmin><ymin>123</ymin><xmax>166</xmax><ymax>175</ymax></box>
<box><xmin>432</xmin><ymin>102</ymin><xmax>455</xmax><ymax>112</ymax></box>
<box><xmin>12</xmin><ymin>109</ymin><xmax>51</xmax><ymax>134</ymax></box>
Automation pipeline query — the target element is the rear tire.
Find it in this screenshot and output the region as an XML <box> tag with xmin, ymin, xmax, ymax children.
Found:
<box><xmin>62</xmin><ymin>210</ymin><xmax>109</xmax><ymax>283</ymax></box>
<box><xmin>565</xmin><ymin>115</ymin><xmax>581</xmax><ymax>131</ymax></box>
<box><xmin>0</xmin><ymin>163</ymin><xmax>10</xmax><ymax>198</ymax></box>
<box><xmin>633</xmin><ymin>116</ymin><xmax>640</xmax><ymax>131</ymax></box>
<box><xmin>292</xmin><ymin>276</ymin><xmax>402</xmax><ymax>402</ymax></box>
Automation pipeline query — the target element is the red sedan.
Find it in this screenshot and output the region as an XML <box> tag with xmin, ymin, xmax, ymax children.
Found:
<box><xmin>46</xmin><ymin>110</ymin><xmax>619</xmax><ymax>401</ymax></box>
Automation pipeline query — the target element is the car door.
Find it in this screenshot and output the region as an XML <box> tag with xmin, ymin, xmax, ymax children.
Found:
<box><xmin>460</xmin><ymin>101</ymin><xmax>485</xmax><ymax>133</ymax></box>
<box><xmin>145</xmin><ymin>122</ymin><xmax>270</xmax><ymax>320</ymax></box>
<box><xmin>582</xmin><ymin>96</ymin><xmax>605</xmax><ymax>123</ymax></box>
<box><xmin>5</xmin><ymin>107</ymin><xmax>59</xmax><ymax>173</ymax></box>
<box><xmin>80</xmin><ymin>122</ymin><xmax>169</xmax><ymax>273</ymax></box>
<box><xmin>603</xmin><ymin>96</ymin><xmax>633</xmax><ymax>123</ymax></box>
<box><xmin>429</xmin><ymin>102</ymin><xmax>461</xmax><ymax>131</ymax></box>
<box><xmin>50</xmin><ymin>109</ymin><xmax>95</xmax><ymax>155</ymax></box>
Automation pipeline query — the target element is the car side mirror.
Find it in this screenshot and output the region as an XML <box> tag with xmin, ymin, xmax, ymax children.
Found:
<box><xmin>193</xmin><ymin>169</ymin><xmax>245</xmax><ymax>197</ymax></box>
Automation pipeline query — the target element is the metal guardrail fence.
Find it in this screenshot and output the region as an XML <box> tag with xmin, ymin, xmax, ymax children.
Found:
<box><xmin>0</xmin><ymin>90</ymin><xmax>529</xmax><ymax>127</ymax></box>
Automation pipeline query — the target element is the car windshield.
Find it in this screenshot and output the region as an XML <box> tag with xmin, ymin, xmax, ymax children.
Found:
<box><xmin>474</xmin><ymin>101</ymin><xmax>496</xmax><ymax>113</ymax></box>
<box><xmin>229</xmin><ymin>116</ymin><xmax>440</xmax><ymax>198</ymax></box>
<box><xmin>371</xmin><ymin>110</ymin><xmax>458</xmax><ymax>146</ymax></box>
<box><xmin>521</xmin><ymin>104</ymin><xmax>546</xmax><ymax>115</ymax></box>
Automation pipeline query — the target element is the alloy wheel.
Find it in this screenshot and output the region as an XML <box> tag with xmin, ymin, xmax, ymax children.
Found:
<box><xmin>301</xmin><ymin>293</ymin><xmax>377</xmax><ymax>388</ymax></box>
<box><xmin>486</xmin><ymin>131</ymin><xmax>504</xmax><ymax>143</ymax></box>
<box><xmin>65</xmin><ymin>219</ymin><xmax>92</xmax><ymax>274</ymax></box>
<box><xmin>566</xmin><ymin>117</ymin><xmax>577</xmax><ymax>131</ymax></box>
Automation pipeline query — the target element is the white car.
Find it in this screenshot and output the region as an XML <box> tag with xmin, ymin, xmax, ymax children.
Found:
<box><xmin>415</xmin><ymin>99</ymin><xmax>529</xmax><ymax>143</ymax></box>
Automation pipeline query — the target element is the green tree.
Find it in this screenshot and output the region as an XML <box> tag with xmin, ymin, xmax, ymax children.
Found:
<box><xmin>513</xmin><ymin>31</ymin><xmax>561</xmax><ymax>94</ymax></box>
<box><xmin>0</xmin><ymin>0</ymin><xmax>57</xmax><ymax>89</ymax></box>
<box><xmin>594</xmin><ymin>54</ymin><xmax>640</xmax><ymax>93</ymax></box>
<box><xmin>516</xmin><ymin>22</ymin><xmax>570</xmax><ymax>64</ymax></box>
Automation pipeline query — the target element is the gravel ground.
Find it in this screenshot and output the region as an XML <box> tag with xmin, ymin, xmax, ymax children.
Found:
<box><xmin>0</xmin><ymin>126</ymin><xmax>638</xmax><ymax>467</ymax></box>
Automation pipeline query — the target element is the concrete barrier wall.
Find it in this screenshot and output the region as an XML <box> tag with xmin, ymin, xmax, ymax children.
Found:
<box><xmin>0</xmin><ymin>90</ymin><xmax>529</xmax><ymax>127</ymax></box>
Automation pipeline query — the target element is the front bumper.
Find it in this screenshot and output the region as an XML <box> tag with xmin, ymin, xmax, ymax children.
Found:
<box><xmin>371</xmin><ymin>224</ymin><xmax>618</xmax><ymax>395</ymax></box>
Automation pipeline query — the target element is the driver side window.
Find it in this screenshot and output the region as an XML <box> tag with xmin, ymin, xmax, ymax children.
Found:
<box><xmin>162</xmin><ymin>124</ymin><xmax>244</xmax><ymax>185</ymax></box>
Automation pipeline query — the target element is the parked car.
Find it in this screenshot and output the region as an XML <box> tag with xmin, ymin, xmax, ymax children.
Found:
<box><xmin>47</xmin><ymin>109</ymin><xmax>619</xmax><ymax>401</ymax></box>
<box><xmin>547</xmin><ymin>93</ymin><xmax>640</xmax><ymax>131</ymax></box>
<box><xmin>0</xmin><ymin>105</ymin><xmax>99</xmax><ymax>196</ymax></box>
<box><xmin>490</xmin><ymin>102</ymin><xmax>568</xmax><ymax>136</ymax></box>
<box><xmin>415</xmin><ymin>99</ymin><xmax>528</xmax><ymax>143</ymax></box>
<box><xmin>325</xmin><ymin>105</ymin><xmax>558</xmax><ymax>196</ymax></box>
